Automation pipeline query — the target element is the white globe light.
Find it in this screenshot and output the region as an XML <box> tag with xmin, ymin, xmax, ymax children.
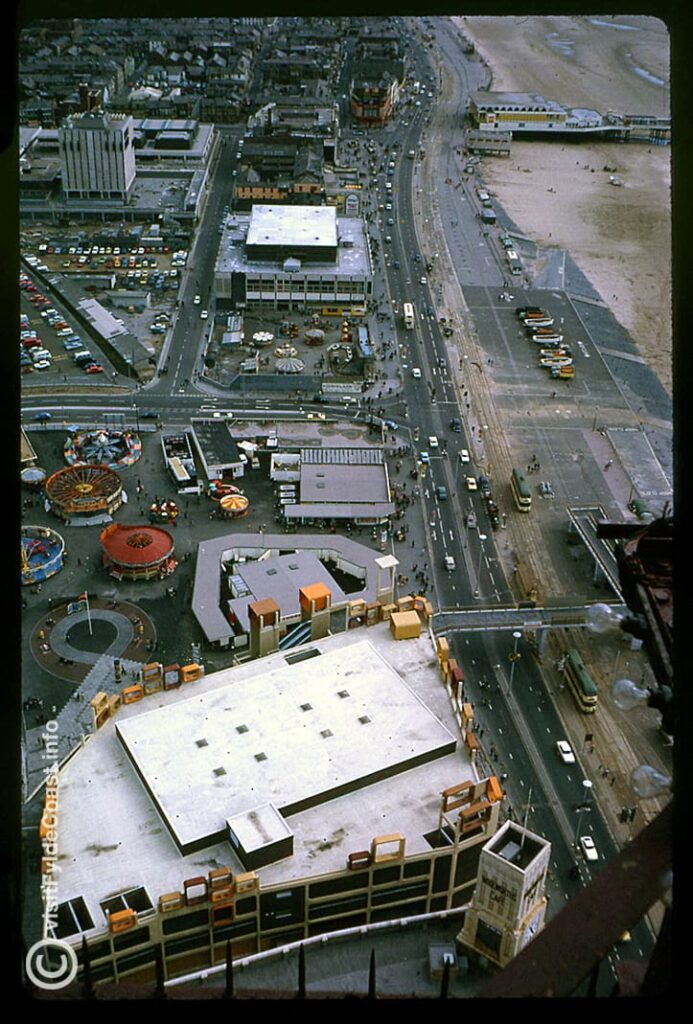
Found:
<box><xmin>586</xmin><ymin>603</ymin><xmax>623</xmax><ymax>634</ymax></box>
<box><xmin>630</xmin><ymin>764</ymin><xmax>672</xmax><ymax>800</ymax></box>
<box><xmin>612</xmin><ymin>677</ymin><xmax>650</xmax><ymax>711</ymax></box>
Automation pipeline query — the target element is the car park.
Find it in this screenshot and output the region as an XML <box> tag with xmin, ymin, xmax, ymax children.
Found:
<box><xmin>579</xmin><ymin>836</ymin><xmax>598</xmax><ymax>862</ymax></box>
<box><xmin>556</xmin><ymin>740</ymin><xmax>576</xmax><ymax>764</ymax></box>
<box><xmin>465</xmin><ymin>476</ymin><xmax>478</xmax><ymax>491</ymax></box>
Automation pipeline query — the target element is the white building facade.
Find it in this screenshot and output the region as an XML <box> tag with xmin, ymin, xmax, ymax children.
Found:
<box><xmin>59</xmin><ymin>111</ymin><xmax>137</xmax><ymax>200</ymax></box>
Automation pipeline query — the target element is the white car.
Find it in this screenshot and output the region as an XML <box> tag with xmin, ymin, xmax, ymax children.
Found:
<box><xmin>459</xmin><ymin>449</ymin><xmax>470</xmax><ymax>463</ymax></box>
<box><xmin>33</xmin><ymin>359</ymin><xmax>52</xmax><ymax>371</ymax></box>
<box><xmin>412</xmin><ymin>368</ymin><xmax>422</xmax><ymax>379</ymax></box>
<box><xmin>556</xmin><ymin>740</ymin><xmax>576</xmax><ymax>764</ymax></box>
<box><xmin>428</xmin><ymin>435</ymin><xmax>439</xmax><ymax>448</ymax></box>
<box><xmin>193</xmin><ymin>295</ymin><xmax>201</xmax><ymax>305</ymax></box>
<box><xmin>579</xmin><ymin>835</ymin><xmax>598</xmax><ymax>862</ymax></box>
<box><xmin>419</xmin><ymin>451</ymin><xmax>430</xmax><ymax>464</ymax></box>
<box><xmin>200</xmin><ymin>309</ymin><xmax>209</xmax><ymax>320</ymax></box>
<box><xmin>465</xmin><ymin>476</ymin><xmax>478</xmax><ymax>491</ymax></box>
<box><xmin>420</xmin><ymin>276</ymin><xmax>427</xmax><ymax>285</ymax></box>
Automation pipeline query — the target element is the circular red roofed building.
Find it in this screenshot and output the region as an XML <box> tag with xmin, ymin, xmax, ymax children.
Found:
<box><xmin>99</xmin><ymin>523</ymin><xmax>177</xmax><ymax>581</ymax></box>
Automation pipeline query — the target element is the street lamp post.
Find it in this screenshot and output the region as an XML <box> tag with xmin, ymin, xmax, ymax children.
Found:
<box><xmin>574</xmin><ymin>779</ymin><xmax>594</xmax><ymax>845</ymax></box>
<box><xmin>474</xmin><ymin>533</ymin><xmax>487</xmax><ymax>598</ymax></box>
<box><xmin>507</xmin><ymin>630</ymin><xmax>522</xmax><ymax>694</ymax></box>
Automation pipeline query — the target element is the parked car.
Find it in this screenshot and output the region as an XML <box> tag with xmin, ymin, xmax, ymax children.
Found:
<box><xmin>33</xmin><ymin>360</ymin><xmax>52</xmax><ymax>371</ymax></box>
<box><xmin>85</xmin><ymin>364</ymin><xmax>104</xmax><ymax>374</ymax></box>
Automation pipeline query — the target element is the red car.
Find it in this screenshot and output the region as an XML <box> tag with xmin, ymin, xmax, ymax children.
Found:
<box><xmin>85</xmin><ymin>364</ymin><xmax>103</xmax><ymax>374</ymax></box>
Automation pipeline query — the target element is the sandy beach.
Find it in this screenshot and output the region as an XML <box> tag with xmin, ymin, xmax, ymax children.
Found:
<box><xmin>454</xmin><ymin>15</ymin><xmax>672</xmax><ymax>394</ymax></box>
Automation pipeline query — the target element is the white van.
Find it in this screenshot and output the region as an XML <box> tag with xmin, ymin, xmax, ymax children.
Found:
<box><xmin>444</xmin><ymin>555</ymin><xmax>456</xmax><ymax>572</ymax></box>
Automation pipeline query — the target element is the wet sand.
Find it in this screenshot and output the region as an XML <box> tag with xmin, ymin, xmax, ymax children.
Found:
<box><xmin>454</xmin><ymin>15</ymin><xmax>672</xmax><ymax>394</ymax></box>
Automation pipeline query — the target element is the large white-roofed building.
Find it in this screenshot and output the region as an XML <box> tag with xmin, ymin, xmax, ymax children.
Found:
<box><xmin>215</xmin><ymin>203</ymin><xmax>373</xmax><ymax>311</ymax></box>
<box><xmin>42</xmin><ymin>624</ymin><xmax>502</xmax><ymax>985</ymax></box>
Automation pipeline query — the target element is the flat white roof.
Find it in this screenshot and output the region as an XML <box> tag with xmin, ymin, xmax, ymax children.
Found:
<box><xmin>116</xmin><ymin>638</ymin><xmax>456</xmax><ymax>853</ymax></box>
<box><xmin>53</xmin><ymin>625</ymin><xmax>476</xmax><ymax>937</ymax></box>
<box><xmin>246</xmin><ymin>204</ymin><xmax>338</xmax><ymax>249</ymax></box>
